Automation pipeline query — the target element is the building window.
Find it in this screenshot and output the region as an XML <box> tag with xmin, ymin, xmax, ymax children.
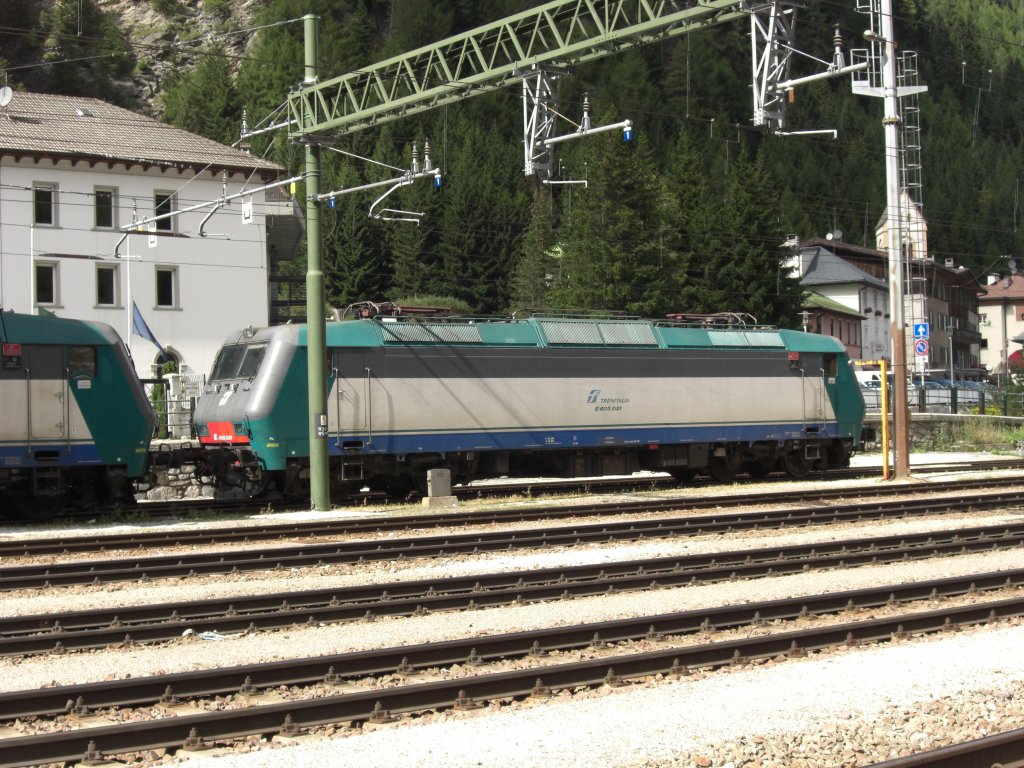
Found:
<box><xmin>35</xmin><ymin>262</ymin><xmax>58</xmax><ymax>305</ymax></box>
<box><xmin>95</xmin><ymin>187</ymin><xmax>116</xmax><ymax>229</ymax></box>
<box><xmin>155</xmin><ymin>266</ymin><xmax>178</xmax><ymax>308</ymax></box>
<box><xmin>96</xmin><ymin>264</ymin><xmax>119</xmax><ymax>307</ymax></box>
<box><xmin>33</xmin><ymin>183</ymin><xmax>57</xmax><ymax>226</ymax></box>
<box><xmin>154</xmin><ymin>191</ymin><xmax>175</xmax><ymax>232</ymax></box>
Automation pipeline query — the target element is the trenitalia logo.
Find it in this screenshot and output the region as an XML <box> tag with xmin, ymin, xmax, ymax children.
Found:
<box><xmin>587</xmin><ymin>389</ymin><xmax>630</xmax><ymax>412</ymax></box>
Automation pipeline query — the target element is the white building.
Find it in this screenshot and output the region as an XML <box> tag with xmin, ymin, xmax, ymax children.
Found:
<box><xmin>978</xmin><ymin>273</ymin><xmax>1024</xmax><ymax>383</ymax></box>
<box><xmin>0</xmin><ymin>91</ymin><xmax>287</xmax><ymax>381</ymax></box>
<box><xmin>787</xmin><ymin>240</ymin><xmax>891</xmax><ymax>363</ymax></box>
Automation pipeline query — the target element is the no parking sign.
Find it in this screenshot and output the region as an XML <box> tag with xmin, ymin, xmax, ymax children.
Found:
<box><xmin>914</xmin><ymin>339</ymin><xmax>929</xmax><ymax>357</ymax></box>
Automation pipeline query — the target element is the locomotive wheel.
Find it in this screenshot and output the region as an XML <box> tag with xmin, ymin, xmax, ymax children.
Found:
<box><xmin>369</xmin><ymin>476</ymin><xmax>416</xmax><ymax>500</ymax></box>
<box><xmin>743</xmin><ymin>458</ymin><xmax>777</xmax><ymax>479</ymax></box>
<box><xmin>668</xmin><ymin>469</ymin><xmax>696</xmax><ymax>483</ymax></box>
<box><xmin>781</xmin><ymin>452</ymin><xmax>812</xmax><ymax>478</ymax></box>
<box><xmin>12</xmin><ymin>491</ymin><xmax>68</xmax><ymax>521</ymax></box>
<box><xmin>707</xmin><ymin>456</ymin><xmax>739</xmax><ymax>483</ymax></box>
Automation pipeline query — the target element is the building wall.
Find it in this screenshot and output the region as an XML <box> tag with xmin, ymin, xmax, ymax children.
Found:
<box><xmin>807</xmin><ymin>307</ymin><xmax>862</xmax><ymax>358</ymax></box>
<box><xmin>806</xmin><ymin>283</ymin><xmax>888</xmax><ymax>362</ymax></box>
<box><xmin>0</xmin><ymin>157</ymin><xmax>272</xmax><ymax>379</ymax></box>
<box><xmin>979</xmin><ymin>298</ymin><xmax>1024</xmax><ymax>377</ymax></box>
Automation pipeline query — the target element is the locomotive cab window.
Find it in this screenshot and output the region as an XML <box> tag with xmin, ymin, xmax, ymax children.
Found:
<box><xmin>211</xmin><ymin>343</ymin><xmax>266</xmax><ymax>381</ymax></box>
<box><xmin>68</xmin><ymin>346</ymin><xmax>97</xmax><ymax>379</ymax></box>
<box><xmin>823</xmin><ymin>354</ymin><xmax>838</xmax><ymax>378</ymax></box>
<box><xmin>237</xmin><ymin>344</ymin><xmax>267</xmax><ymax>379</ymax></box>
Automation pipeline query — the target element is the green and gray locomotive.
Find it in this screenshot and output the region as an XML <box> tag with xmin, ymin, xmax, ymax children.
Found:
<box><xmin>0</xmin><ymin>310</ymin><xmax>155</xmax><ymax>517</ymax></box>
<box><xmin>194</xmin><ymin>312</ymin><xmax>867</xmax><ymax>499</ymax></box>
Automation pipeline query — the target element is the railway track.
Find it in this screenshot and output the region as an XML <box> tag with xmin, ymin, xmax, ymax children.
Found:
<box><xmin>4</xmin><ymin>464</ymin><xmax>1023</xmax><ymax>767</ymax></box>
<box><xmin>868</xmin><ymin>728</ymin><xmax>1024</xmax><ymax>767</ymax></box>
<box><xmin>49</xmin><ymin>457</ymin><xmax>1024</xmax><ymax>524</ymax></box>
<box><xmin>455</xmin><ymin>458</ymin><xmax>1024</xmax><ymax>499</ymax></box>
<box><xmin>1</xmin><ymin>568</ymin><xmax>1020</xmax><ymax>718</ymax></box>
<box><xmin>1</xmin><ymin>594</ymin><xmax>1020</xmax><ymax>768</ymax></box>
<box><xmin>5</xmin><ymin>474</ymin><xmax>1024</xmax><ymax>561</ymax></box>
<box><xmin>3</xmin><ymin>521</ymin><xmax>1023</xmax><ymax>654</ymax></box>
<box><xmin>4</xmin><ymin>488</ymin><xmax>1024</xmax><ymax>590</ymax></box>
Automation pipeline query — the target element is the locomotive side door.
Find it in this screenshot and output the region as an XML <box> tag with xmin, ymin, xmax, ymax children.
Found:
<box><xmin>798</xmin><ymin>352</ymin><xmax>826</xmax><ymax>425</ymax></box>
<box><xmin>27</xmin><ymin>345</ymin><xmax>68</xmax><ymax>441</ymax></box>
<box><xmin>820</xmin><ymin>353</ymin><xmax>839</xmax><ymax>420</ymax></box>
<box><xmin>0</xmin><ymin>342</ymin><xmax>30</xmax><ymax>450</ymax></box>
<box><xmin>329</xmin><ymin>348</ymin><xmax>366</xmax><ymax>444</ymax></box>
<box><xmin>65</xmin><ymin>345</ymin><xmax>97</xmax><ymax>441</ymax></box>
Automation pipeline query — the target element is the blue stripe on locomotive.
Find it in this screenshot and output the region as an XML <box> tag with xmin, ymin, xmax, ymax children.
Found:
<box><xmin>324</xmin><ymin>422</ymin><xmax>843</xmax><ymax>458</ymax></box>
<box><xmin>0</xmin><ymin>442</ymin><xmax>104</xmax><ymax>466</ymax></box>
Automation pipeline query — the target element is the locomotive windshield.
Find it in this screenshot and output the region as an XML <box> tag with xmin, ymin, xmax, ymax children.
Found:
<box><xmin>210</xmin><ymin>343</ymin><xmax>267</xmax><ymax>381</ymax></box>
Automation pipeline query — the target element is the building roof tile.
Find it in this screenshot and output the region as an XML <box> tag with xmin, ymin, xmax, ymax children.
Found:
<box><xmin>0</xmin><ymin>91</ymin><xmax>281</xmax><ymax>175</ymax></box>
<box><xmin>799</xmin><ymin>246</ymin><xmax>888</xmax><ymax>289</ymax></box>
<box><xmin>979</xmin><ymin>273</ymin><xmax>1024</xmax><ymax>301</ymax></box>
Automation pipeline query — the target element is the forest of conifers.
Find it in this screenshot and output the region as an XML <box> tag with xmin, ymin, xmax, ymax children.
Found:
<box><xmin>3</xmin><ymin>0</ymin><xmax>1023</xmax><ymax>327</ymax></box>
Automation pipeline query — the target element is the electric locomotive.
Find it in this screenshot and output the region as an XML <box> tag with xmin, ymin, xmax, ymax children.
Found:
<box><xmin>194</xmin><ymin>311</ymin><xmax>866</xmax><ymax>499</ymax></box>
<box><xmin>0</xmin><ymin>310</ymin><xmax>155</xmax><ymax>518</ymax></box>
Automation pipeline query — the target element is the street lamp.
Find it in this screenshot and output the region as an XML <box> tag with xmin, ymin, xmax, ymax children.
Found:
<box><xmin>947</xmin><ymin>320</ymin><xmax>957</xmax><ymax>384</ymax></box>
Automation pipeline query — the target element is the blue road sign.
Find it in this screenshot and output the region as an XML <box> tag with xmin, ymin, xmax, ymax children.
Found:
<box><xmin>914</xmin><ymin>339</ymin><xmax>929</xmax><ymax>357</ymax></box>
<box><xmin>914</xmin><ymin>322</ymin><xmax>929</xmax><ymax>338</ymax></box>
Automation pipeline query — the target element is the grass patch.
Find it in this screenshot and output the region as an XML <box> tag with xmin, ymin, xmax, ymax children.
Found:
<box><xmin>913</xmin><ymin>419</ymin><xmax>1023</xmax><ymax>453</ymax></box>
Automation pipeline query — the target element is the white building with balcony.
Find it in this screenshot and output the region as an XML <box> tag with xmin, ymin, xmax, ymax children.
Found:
<box><xmin>0</xmin><ymin>91</ymin><xmax>287</xmax><ymax>381</ymax></box>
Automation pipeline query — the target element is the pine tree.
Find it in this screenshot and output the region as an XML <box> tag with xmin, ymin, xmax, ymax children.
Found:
<box><xmin>162</xmin><ymin>49</ymin><xmax>241</xmax><ymax>145</ymax></box>
<box><xmin>35</xmin><ymin>0</ymin><xmax>132</xmax><ymax>100</ymax></box>
<box><xmin>431</xmin><ymin>114</ymin><xmax>529</xmax><ymax>313</ymax></box>
<box><xmin>664</xmin><ymin>126</ymin><xmax>714</xmax><ymax>315</ymax></box>
<box><xmin>548</xmin><ymin>130</ymin><xmax>677</xmax><ymax>316</ymax></box>
<box><xmin>510</xmin><ymin>185</ymin><xmax>558</xmax><ymax>310</ymax></box>
<box><xmin>697</xmin><ymin>151</ymin><xmax>802</xmax><ymax>327</ymax></box>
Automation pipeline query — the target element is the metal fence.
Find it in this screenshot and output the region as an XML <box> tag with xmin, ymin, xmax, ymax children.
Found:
<box><xmin>860</xmin><ymin>385</ymin><xmax>1024</xmax><ymax>416</ymax></box>
<box><xmin>142</xmin><ymin>372</ymin><xmax>205</xmax><ymax>439</ymax></box>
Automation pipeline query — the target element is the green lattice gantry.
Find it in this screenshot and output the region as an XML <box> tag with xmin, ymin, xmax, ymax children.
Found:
<box><xmin>287</xmin><ymin>0</ymin><xmax>752</xmax><ymax>139</ymax></box>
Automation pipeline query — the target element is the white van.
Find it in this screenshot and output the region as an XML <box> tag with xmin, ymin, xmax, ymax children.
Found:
<box><xmin>855</xmin><ymin>370</ymin><xmax>882</xmax><ymax>388</ymax></box>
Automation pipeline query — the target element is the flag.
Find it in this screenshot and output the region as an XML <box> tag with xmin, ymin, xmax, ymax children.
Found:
<box><xmin>132</xmin><ymin>302</ymin><xmax>165</xmax><ymax>353</ymax></box>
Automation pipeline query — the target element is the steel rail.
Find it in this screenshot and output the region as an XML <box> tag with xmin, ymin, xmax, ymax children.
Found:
<box><xmin>1</xmin><ymin>568</ymin><xmax>1021</xmax><ymax>721</ymax></box>
<box><xmin>16</xmin><ymin>460</ymin><xmax>1024</xmax><ymax>544</ymax></box>
<box><xmin>4</xmin><ymin>490</ymin><xmax>1024</xmax><ymax>591</ymax></box>
<box><xmin>7</xmin><ymin>471</ymin><xmax>1024</xmax><ymax>558</ymax></box>
<box><xmin>3</xmin><ymin>523</ymin><xmax>1023</xmax><ymax>655</ymax></box>
<box><xmin>1</xmin><ymin>598</ymin><xmax>1022</xmax><ymax>768</ymax></box>
<box><xmin>459</xmin><ymin>459</ymin><xmax>1024</xmax><ymax>499</ymax></box>
<box><xmin>866</xmin><ymin>728</ymin><xmax>1024</xmax><ymax>767</ymax></box>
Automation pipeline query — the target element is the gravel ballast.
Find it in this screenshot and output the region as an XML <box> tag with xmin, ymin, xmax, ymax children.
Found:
<box><xmin>180</xmin><ymin>622</ymin><xmax>1024</xmax><ymax>768</ymax></box>
<box><xmin>2</xmin><ymin>452</ymin><xmax>1023</xmax><ymax>766</ymax></box>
